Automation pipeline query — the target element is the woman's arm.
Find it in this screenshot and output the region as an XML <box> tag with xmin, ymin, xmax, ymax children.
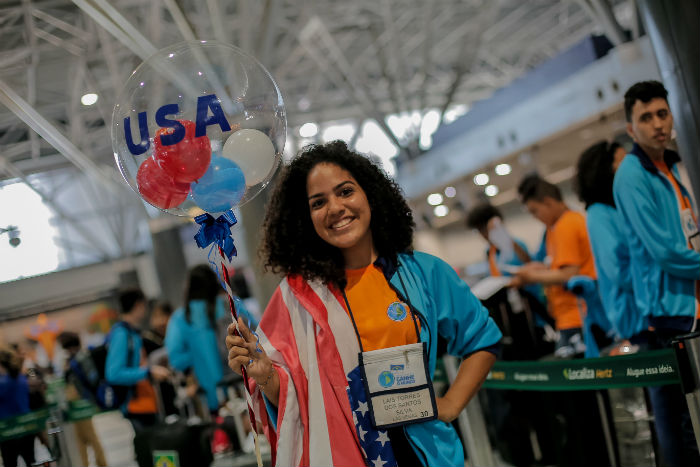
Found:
<box><xmin>435</xmin><ymin>350</ymin><xmax>496</xmax><ymax>423</ymax></box>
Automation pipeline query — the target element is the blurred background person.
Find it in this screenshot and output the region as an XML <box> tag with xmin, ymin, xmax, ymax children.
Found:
<box><xmin>0</xmin><ymin>346</ymin><xmax>35</xmax><ymax>467</ymax></box>
<box><xmin>106</xmin><ymin>289</ymin><xmax>170</xmax><ymax>444</ymax></box>
<box><xmin>466</xmin><ymin>203</ymin><xmax>548</xmax><ymax>307</ymax></box>
<box><xmin>466</xmin><ymin>203</ymin><xmax>532</xmax><ymax>275</ymax></box>
<box><xmin>576</xmin><ymin>141</ymin><xmax>647</xmax><ymax>347</ymax></box>
<box><xmin>166</xmin><ymin>265</ymin><xmax>254</xmax><ymax>415</ymax></box>
<box><xmin>515</xmin><ymin>175</ymin><xmax>612</xmax><ymax>357</ymax></box>
<box><xmin>59</xmin><ymin>331</ymin><xmax>108</xmax><ymax>467</ymax></box>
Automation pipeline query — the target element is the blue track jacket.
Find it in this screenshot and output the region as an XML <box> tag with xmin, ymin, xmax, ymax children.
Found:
<box><xmin>389</xmin><ymin>252</ymin><xmax>502</xmax><ymax>467</ymax></box>
<box><xmin>586</xmin><ymin>203</ymin><xmax>647</xmax><ymax>338</ymax></box>
<box><xmin>105</xmin><ymin>322</ymin><xmax>147</xmax><ymax>386</ymax></box>
<box><xmin>613</xmin><ymin>144</ymin><xmax>700</xmax><ymax>320</ymax></box>
<box><xmin>166</xmin><ymin>296</ymin><xmax>254</xmax><ymax>411</ymax></box>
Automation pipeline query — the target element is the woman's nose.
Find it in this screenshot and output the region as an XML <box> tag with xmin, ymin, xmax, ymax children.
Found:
<box><xmin>327</xmin><ymin>195</ymin><xmax>344</xmax><ymax>214</ymax></box>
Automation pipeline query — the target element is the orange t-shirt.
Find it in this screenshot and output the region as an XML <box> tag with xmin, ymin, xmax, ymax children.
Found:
<box><xmin>653</xmin><ymin>160</ymin><xmax>700</xmax><ymax>317</ymax></box>
<box><xmin>545</xmin><ymin>210</ymin><xmax>597</xmax><ymax>330</ymax></box>
<box><xmin>127</xmin><ymin>349</ymin><xmax>157</xmax><ymax>414</ymax></box>
<box><xmin>653</xmin><ymin>160</ymin><xmax>694</xmax><ymax>211</ymax></box>
<box><xmin>344</xmin><ymin>264</ymin><xmax>420</xmax><ymax>352</ymax></box>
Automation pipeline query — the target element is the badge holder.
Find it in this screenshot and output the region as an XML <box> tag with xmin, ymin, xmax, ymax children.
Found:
<box><xmin>359</xmin><ymin>342</ymin><xmax>438</xmax><ymax>429</ymax></box>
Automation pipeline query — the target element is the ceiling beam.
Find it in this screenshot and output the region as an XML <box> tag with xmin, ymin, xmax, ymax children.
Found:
<box><xmin>0</xmin><ymin>78</ymin><xmax>119</xmax><ymax>189</ymax></box>
<box><xmin>299</xmin><ymin>16</ymin><xmax>405</xmax><ymax>153</ymax></box>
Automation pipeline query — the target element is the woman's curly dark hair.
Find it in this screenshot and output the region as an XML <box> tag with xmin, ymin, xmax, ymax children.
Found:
<box><xmin>575</xmin><ymin>141</ymin><xmax>619</xmax><ymax>208</ymax></box>
<box><xmin>260</xmin><ymin>140</ymin><xmax>415</xmax><ymax>285</ymax></box>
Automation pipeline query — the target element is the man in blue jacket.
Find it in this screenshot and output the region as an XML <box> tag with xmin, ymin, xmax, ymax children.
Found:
<box><xmin>613</xmin><ymin>80</ymin><xmax>700</xmax><ymax>467</ymax></box>
<box><xmin>106</xmin><ymin>289</ymin><xmax>170</xmax><ymax>434</ymax></box>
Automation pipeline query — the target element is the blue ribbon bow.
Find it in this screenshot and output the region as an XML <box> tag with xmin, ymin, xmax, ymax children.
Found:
<box><xmin>193</xmin><ymin>210</ymin><xmax>238</xmax><ymax>261</ymax></box>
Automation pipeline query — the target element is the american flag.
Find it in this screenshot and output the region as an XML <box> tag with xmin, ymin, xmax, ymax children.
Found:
<box><xmin>346</xmin><ymin>365</ymin><xmax>398</xmax><ymax>467</ymax></box>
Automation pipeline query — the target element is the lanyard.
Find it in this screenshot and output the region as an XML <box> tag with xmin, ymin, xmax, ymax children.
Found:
<box><xmin>341</xmin><ymin>271</ymin><xmax>421</xmax><ymax>354</ymax></box>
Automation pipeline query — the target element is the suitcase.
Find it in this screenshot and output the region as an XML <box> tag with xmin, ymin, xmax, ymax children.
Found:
<box><xmin>133</xmin><ymin>375</ymin><xmax>214</xmax><ymax>467</ymax></box>
<box><xmin>134</xmin><ymin>419</ymin><xmax>213</xmax><ymax>467</ymax></box>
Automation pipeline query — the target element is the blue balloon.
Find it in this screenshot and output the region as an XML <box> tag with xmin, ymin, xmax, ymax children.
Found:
<box><xmin>191</xmin><ymin>156</ymin><xmax>246</xmax><ymax>213</ymax></box>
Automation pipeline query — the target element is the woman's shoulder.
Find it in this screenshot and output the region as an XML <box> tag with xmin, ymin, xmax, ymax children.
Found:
<box><xmin>398</xmin><ymin>251</ymin><xmax>459</xmax><ymax>283</ymax></box>
<box><xmin>399</xmin><ymin>250</ymin><xmax>451</xmax><ymax>270</ymax></box>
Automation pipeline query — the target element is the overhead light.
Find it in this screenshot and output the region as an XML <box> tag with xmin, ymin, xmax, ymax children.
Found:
<box><xmin>495</xmin><ymin>163</ymin><xmax>511</xmax><ymax>176</ymax></box>
<box><xmin>298</xmin><ymin>97</ymin><xmax>311</xmax><ymax>111</ymax></box>
<box><xmin>81</xmin><ymin>93</ymin><xmax>98</xmax><ymax>106</ymax></box>
<box><xmin>444</xmin><ymin>186</ymin><xmax>457</xmax><ymax>198</ymax></box>
<box><xmin>434</xmin><ymin>205</ymin><xmax>449</xmax><ymax>217</ymax></box>
<box><xmin>485</xmin><ymin>185</ymin><xmax>499</xmax><ymax>197</ymax></box>
<box><xmin>474</xmin><ymin>173</ymin><xmax>489</xmax><ymax>186</ymax></box>
<box><xmin>427</xmin><ymin>193</ymin><xmax>443</xmax><ymax>206</ymax></box>
<box><xmin>299</xmin><ymin>122</ymin><xmax>318</xmax><ymax>138</ymax></box>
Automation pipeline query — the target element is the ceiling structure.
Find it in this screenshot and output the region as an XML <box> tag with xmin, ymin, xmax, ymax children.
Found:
<box><xmin>0</xmin><ymin>0</ymin><xmax>634</xmax><ymax>273</ymax></box>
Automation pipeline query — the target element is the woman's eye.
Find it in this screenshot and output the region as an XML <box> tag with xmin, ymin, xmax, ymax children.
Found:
<box><xmin>340</xmin><ymin>187</ymin><xmax>354</xmax><ymax>197</ymax></box>
<box><xmin>310</xmin><ymin>199</ymin><xmax>324</xmax><ymax>209</ymax></box>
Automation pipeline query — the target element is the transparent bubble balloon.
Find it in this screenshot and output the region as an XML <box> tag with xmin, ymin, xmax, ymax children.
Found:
<box><xmin>112</xmin><ymin>40</ymin><xmax>286</xmax><ymax>216</ymax></box>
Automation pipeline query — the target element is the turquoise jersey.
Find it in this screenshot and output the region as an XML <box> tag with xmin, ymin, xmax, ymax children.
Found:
<box><xmin>166</xmin><ymin>296</ymin><xmax>254</xmax><ymax>411</ymax></box>
<box><xmin>586</xmin><ymin>203</ymin><xmax>647</xmax><ymax>338</ymax></box>
<box><xmin>391</xmin><ymin>252</ymin><xmax>502</xmax><ymax>467</ymax></box>
<box><xmin>612</xmin><ymin>144</ymin><xmax>700</xmax><ymax>320</ymax></box>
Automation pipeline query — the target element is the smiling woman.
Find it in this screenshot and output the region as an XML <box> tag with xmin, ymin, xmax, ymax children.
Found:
<box><xmin>224</xmin><ymin>141</ymin><xmax>502</xmax><ymax>467</ymax></box>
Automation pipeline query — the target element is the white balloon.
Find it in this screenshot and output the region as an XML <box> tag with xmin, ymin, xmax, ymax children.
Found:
<box><xmin>222</xmin><ymin>128</ymin><xmax>276</xmax><ymax>186</ymax></box>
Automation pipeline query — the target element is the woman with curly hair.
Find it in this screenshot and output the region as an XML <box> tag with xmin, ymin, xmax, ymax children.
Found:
<box><xmin>575</xmin><ymin>141</ymin><xmax>646</xmax><ymax>342</ymax></box>
<box><xmin>226</xmin><ymin>141</ymin><xmax>501</xmax><ymax>467</ymax></box>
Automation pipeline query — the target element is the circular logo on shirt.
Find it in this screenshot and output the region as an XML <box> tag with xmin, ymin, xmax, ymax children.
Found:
<box><xmin>378</xmin><ymin>371</ymin><xmax>395</xmax><ymax>388</ymax></box>
<box><xmin>387</xmin><ymin>302</ymin><xmax>408</xmax><ymax>322</ymax></box>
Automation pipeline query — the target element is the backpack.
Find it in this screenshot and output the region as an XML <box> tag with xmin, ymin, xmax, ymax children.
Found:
<box><xmin>69</xmin><ymin>323</ymin><xmax>134</xmax><ymax>410</ymax></box>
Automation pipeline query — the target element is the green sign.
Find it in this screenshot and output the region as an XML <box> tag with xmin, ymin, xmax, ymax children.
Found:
<box><xmin>65</xmin><ymin>399</ymin><xmax>101</xmax><ymax>422</ymax></box>
<box><xmin>483</xmin><ymin>349</ymin><xmax>680</xmax><ymax>391</ymax></box>
<box><xmin>153</xmin><ymin>450</ymin><xmax>180</xmax><ymax>467</ymax></box>
<box><xmin>0</xmin><ymin>408</ymin><xmax>50</xmax><ymax>441</ymax></box>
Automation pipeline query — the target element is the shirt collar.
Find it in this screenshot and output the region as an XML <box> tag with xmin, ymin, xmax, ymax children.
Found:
<box><xmin>373</xmin><ymin>255</ymin><xmax>398</xmax><ymax>282</ymax></box>
<box><xmin>630</xmin><ymin>142</ymin><xmax>681</xmax><ymax>174</ymax></box>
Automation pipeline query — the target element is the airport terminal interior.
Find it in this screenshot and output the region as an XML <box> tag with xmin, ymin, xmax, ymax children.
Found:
<box><xmin>1</xmin><ymin>0</ymin><xmax>699</xmax><ymax>466</ymax></box>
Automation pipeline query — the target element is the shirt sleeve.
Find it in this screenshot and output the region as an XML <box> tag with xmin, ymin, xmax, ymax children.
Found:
<box><xmin>105</xmin><ymin>326</ymin><xmax>148</xmax><ymax>385</ymax></box>
<box><xmin>429</xmin><ymin>257</ymin><xmax>503</xmax><ymax>358</ymax></box>
<box><xmin>614</xmin><ymin>168</ymin><xmax>700</xmax><ymax>280</ymax></box>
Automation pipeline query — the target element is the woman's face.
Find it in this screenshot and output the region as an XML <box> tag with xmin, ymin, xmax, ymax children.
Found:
<box><xmin>306</xmin><ymin>162</ymin><xmax>374</xmax><ymax>260</ymax></box>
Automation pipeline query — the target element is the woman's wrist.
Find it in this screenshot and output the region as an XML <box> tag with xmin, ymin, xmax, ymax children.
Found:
<box><xmin>256</xmin><ymin>364</ymin><xmax>276</xmax><ymax>391</ymax></box>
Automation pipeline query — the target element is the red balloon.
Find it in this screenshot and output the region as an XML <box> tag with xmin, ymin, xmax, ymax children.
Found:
<box><xmin>137</xmin><ymin>157</ymin><xmax>190</xmax><ymax>209</ymax></box>
<box><xmin>154</xmin><ymin>119</ymin><xmax>211</xmax><ymax>183</ymax></box>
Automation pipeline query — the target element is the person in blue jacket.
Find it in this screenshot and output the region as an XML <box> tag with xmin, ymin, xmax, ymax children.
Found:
<box><xmin>166</xmin><ymin>265</ymin><xmax>255</xmax><ymax>414</ymax></box>
<box><xmin>225</xmin><ymin>141</ymin><xmax>501</xmax><ymax>467</ymax></box>
<box><xmin>106</xmin><ymin>289</ymin><xmax>170</xmax><ymax>433</ymax></box>
<box><xmin>613</xmin><ymin>80</ymin><xmax>700</xmax><ymax>467</ymax></box>
<box><xmin>575</xmin><ymin>140</ymin><xmax>647</xmax><ymax>343</ymax></box>
<box><xmin>0</xmin><ymin>347</ymin><xmax>35</xmax><ymax>467</ymax></box>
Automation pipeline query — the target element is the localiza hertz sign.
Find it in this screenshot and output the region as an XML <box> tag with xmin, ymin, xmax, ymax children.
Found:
<box><xmin>483</xmin><ymin>349</ymin><xmax>680</xmax><ymax>391</ymax></box>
